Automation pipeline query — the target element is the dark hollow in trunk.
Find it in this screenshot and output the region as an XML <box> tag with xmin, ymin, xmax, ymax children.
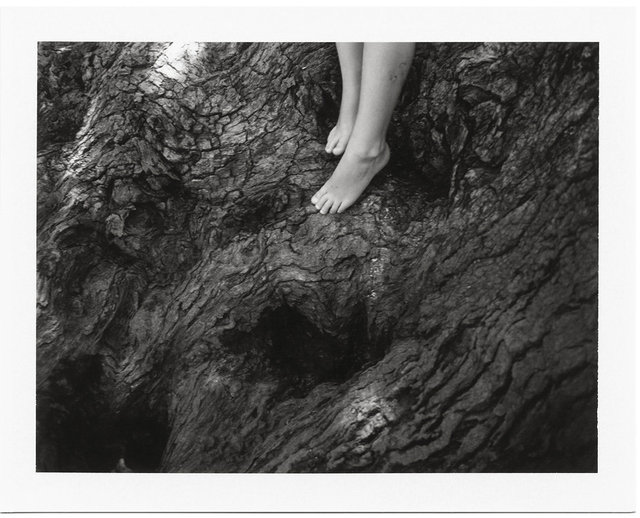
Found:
<box><xmin>36</xmin><ymin>42</ymin><xmax>598</xmax><ymax>473</ymax></box>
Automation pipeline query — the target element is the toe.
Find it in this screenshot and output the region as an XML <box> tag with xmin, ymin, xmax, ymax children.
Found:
<box><xmin>314</xmin><ymin>193</ymin><xmax>329</xmax><ymax>211</ymax></box>
<box><xmin>329</xmin><ymin>199</ymin><xmax>341</xmax><ymax>214</ymax></box>
<box><xmin>311</xmin><ymin>186</ymin><xmax>327</xmax><ymax>205</ymax></box>
<box><xmin>332</xmin><ymin>137</ymin><xmax>347</xmax><ymax>156</ymax></box>
<box><xmin>319</xmin><ymin>197</ymin><xmax>333</xmax><ymax>214</ymax></box>
<box><xmin>325</xmin><ymin>129</ymin><xmax>338</xmax><ymax>153</ymax></box>
<box><xmin>336</xmin><ymin>201</ymin><xmax>347</xmax><ymax>213</ymax></box>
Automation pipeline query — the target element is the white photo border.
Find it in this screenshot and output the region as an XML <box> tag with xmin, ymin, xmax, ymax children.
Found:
<box><xmin>0</xmin><ymin>4</ymin><xmax>635</xmax><ymax>513</ymax></box>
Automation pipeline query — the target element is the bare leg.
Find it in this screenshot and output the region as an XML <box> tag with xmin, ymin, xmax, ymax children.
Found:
<box><xmin>325</xmin><ymin>43</ymin><xmax>363</xmax><ymax>156</ymax></box>
<box><xmin>313</xmin><ymin>43</ymin><xmax>415</xmax><ymax>214</ymax></box>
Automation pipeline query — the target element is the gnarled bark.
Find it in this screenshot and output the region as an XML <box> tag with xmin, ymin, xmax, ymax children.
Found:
<box><xmin>36</xmin><ymin>42</ymin><xmax>598</xmax><ymax>472</ymax></box>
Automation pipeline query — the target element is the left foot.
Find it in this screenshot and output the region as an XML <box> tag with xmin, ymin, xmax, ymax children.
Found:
<box><xmin>325</xmin><ymin>105</ymin><xmax>357</xmax><ymax>156</ymax></box>
<box><xmin>311</xmin><ymin>142</ymin><xmax>390</xmax><ymax>214</ymax></box>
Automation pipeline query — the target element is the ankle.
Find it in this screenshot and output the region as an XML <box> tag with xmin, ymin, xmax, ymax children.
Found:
<box><xmin>345</xmin><ymin>139</ymin><xmax>387</xmax><ymax>160</ymax></box>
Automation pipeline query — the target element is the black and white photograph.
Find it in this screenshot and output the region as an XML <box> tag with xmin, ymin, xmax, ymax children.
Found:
<box><xmin>0</xmin><ymin>4</ymin><xmax>636</xmax><ymax>513</ymax></box>
<box><xmin>35</xmin><ymin>39</ymin><xmax>599</xmax><ymax>474</ymax></box>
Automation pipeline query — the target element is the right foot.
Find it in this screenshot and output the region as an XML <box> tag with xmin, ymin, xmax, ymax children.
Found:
<box><xmin>312</xmin><ymin>141</ymin><xmax>390</xmax><ymax>214</ymax></box>
<box><xmin>325</xmin><ymin>115</ymin><xmax>356</xmax><ymax>156</ymax></box>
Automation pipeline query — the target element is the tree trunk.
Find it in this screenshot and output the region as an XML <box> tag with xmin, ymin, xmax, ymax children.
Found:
<box><xmin>36</xmin><ymin>42</ymin><xmax>598</xmax><ymax>473</ymax></box>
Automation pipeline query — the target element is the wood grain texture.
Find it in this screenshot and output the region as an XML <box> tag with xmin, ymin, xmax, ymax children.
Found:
<box><xmin>36</xmin><ymin>42</ymin><xmax>598</xmax><ymax>472</ymax></box>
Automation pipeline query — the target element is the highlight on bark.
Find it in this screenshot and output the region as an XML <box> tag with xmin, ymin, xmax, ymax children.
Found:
<box><xmin>36</xmin><ymin>42</ymin><xmax>598</xmax><ymax>472</ymax></box>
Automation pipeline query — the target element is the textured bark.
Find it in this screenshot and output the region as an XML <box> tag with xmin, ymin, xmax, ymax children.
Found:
<box><xmin>36</xmin><ymin>42</ymin><xmax>598</xmax><ymax>473</ymax></box>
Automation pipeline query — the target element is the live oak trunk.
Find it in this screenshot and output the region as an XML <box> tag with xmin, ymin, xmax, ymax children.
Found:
<box><xmin>36</xmin><ymin>42</ymin><xmax>598</xmax><ymax>472</ymax></box>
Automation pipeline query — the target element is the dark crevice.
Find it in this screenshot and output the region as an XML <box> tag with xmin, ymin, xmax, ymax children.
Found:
<box><xmin>36</xmin><ymin>354</ymin><xmax>169</xmax><ymax>472</ymax></box>
<box><xmin>218</xmin><ymin>191</ymin><xmax>290</xmax><ymax>246</ymax></box>
<box><xmin>314</xmin><ymin>86</ymin><xmax>340</xmax><ymax>137</ymax></box>
<box><xmin>220</xmin><ymin>303</ymin><xmax>388</xmax><ymax>400</ymax></box>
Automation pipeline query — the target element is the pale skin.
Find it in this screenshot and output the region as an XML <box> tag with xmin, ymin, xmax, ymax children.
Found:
<box><xmin>312</xmin><ymin>42</ymin><xmax>415</xmax><ymax>214</ymax></box>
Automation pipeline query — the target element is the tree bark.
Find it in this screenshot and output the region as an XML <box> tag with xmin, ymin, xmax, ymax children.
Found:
<box><xmin>36</xmin><ymin>42</ymin><xmax>598</xmax><ymax>472</ymax></box>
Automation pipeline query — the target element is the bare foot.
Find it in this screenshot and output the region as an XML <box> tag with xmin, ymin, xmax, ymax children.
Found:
<box><xmin>311</xmin><ymin>142</ymin><xmax>390</xmax><ymax>214</ymax></box>
<box><xmin>325</xmin><ymin>115</ymin><xmax>356</xmax><ymax>156</ymax></box>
